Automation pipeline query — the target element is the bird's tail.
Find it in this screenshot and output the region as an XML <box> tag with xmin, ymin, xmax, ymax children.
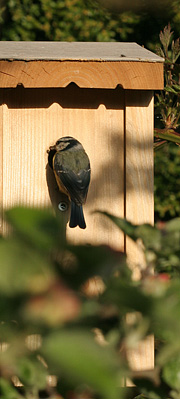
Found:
<box><xmin>69</xmin><ymin>201</ymin><xmax>86</xmax><ymax>229</ymax></box>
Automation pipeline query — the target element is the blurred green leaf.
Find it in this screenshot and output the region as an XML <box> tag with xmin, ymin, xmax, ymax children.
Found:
<box><xmin>5</xmin><ymin>207</ymin><xmax>63</xmax><ymax>253</ymax></box>
<box><xmin>1</xmin><ymin>198</ymin><xmax>180</xmax><ymax>399</ymax></box>
<box><xmin>102</xmin><ymin>277</ymin><xmax>153</xmax><ymax>316</ymax></box>
<box><xmin>58</xmin><ymin>243</ymin><xmax>127</xmax><ymax>289</ymax></box>
<box><xmin>163</xmin><ymin>354</ymin><xmax>180</xmax><ymax>390</ymax></box>
<box><xmin>98</xmin><ymin>212</ymin><xmax>161</xmax><ymax>251</ymax></box>
<box><xmin>98</xmin><ymin>212</ymin><xmax>137</xmax><ymax>241</ymax></box>
<box><xmin>24</xmin><ymin>281</ymin><xmax>81</xmax><ymax>326</ymax></box>
<box><xmin>133</xmin><ymin>376</ymin><xmax>167</xmax><ymax>399</ymax></box>
<box><xmin>42</xmin><ymin>329</ymin><xmax>124</xmax><ymax>399</ymax></box>
<box><xmin>150</xmin><ymin>280</ymin><xmax>180</xmax><ymax>343</ymax></box>
<box><xmin>16</xmin><ymin>357</ymin><xmax>47</xmax><ymax>391</ymax></box>
<box><xmin>154</xmin><ymin>144</ymin><xmax>180</xmax><ymax>221</ymax></box>
<box><xmin>0</xmin><ymin>237</ymin><xmax>54</xmax><ymax>295</ymax></box>
<box><xmin>165</xmin><ymin>218</ymin><xmax>180</xmax><ymax>232</ymax></box>
<box><xmin>0</xmin><ymin>378</ymin><xmax>22</xmax><ymax>399</ymax></box>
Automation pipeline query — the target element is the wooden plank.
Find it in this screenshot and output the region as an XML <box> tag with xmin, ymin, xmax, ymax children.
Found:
<box><xmin>125</xmin><ymin>90</ymin><xmax>154</xmax><ymax>372</ymax></box>
<box><xmin>0</xmin><ymin>42</ymin><xmax>164</xmax><ymax>62</ymax></box>
<box><xmin>125</xmin><ymin>90</ymin><xmax>154</xmax><ymax>278</ymax></box>
<box><xmin>0</xmin><ymin>90</ymin><xmax>3</xmax><ymax>234</ymax></box>
<box><xmin>1</xmin><ymin>85</ymin><xmax>125</xmax><ymax>250</ymax></box>
<box><xmin>0</xmin><ymin>60</ymin><xmax>164</xmax><ymax>90</ymax></box>
<box><xmin>64</xmin><ymin>88</ymin><xmax>125</xmax><ymax>248</ymax></box>
<box><xmin>126</xmin><ymin>336</ymin><xmax>154</xmax><ymax>373</ymax></box>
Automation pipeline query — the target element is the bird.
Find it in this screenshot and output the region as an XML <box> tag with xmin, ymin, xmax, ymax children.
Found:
<box><xmin>47</xmin><ymin>136</ymin><xmax>91</xmax><ymax>229</ymax></box>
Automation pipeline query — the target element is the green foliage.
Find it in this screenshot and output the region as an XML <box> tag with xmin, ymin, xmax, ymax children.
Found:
<box><xmin>102</xmin><ymin>211</ymin><xmax>180</xmax><ymax>275</ymax></box>
<box><xmin>0</xmin><ymin>0</ymin><xmax>180</xmax><ymax>51</ymax></box>
<box><xmin>1</xmin><ymin>207</ymin><xmax>180</xmax><ymax>399</ymax></box>
<box><xmin>43</xmin><ymin>329</ymin><xmax>121</xmax><ymax>399</ymax></box>
<box><xmin>0</xmin><ymin>378</ymin><xmax>23</xmax><ymax>399</ymax></box>
<box><xmin>154</xmin><ymin>26</ymin><xmax>180</xmax><ymax>221</ymax></box>
<box><xmin>155</xmin><ymin>24</ymin><xmax>180</xmax><ymax>133</ymax></box>
<box><xmin>0</xmin><ymin>207</ymin><xmax>128</xmax><ymax>399</ymax></box>
<box><xmin>154</xmin><ymin>143</ymin><xmax>180</xmax><ymax>220</ymax></box>
<box><xmin>154</xmin><ymin>24</ymin><xmax>180</xmax><ymax>156</ymax></box>
<box><xmin>0</xmin><ymin>0</ymin><xmax>140</xmax><ymax>42</ymax></box>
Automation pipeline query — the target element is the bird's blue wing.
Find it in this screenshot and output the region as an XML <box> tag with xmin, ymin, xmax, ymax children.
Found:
<box><xmin>53</xmin><ymin>152</ymin><xmax>90</xmax><ymax>205</ymax></box>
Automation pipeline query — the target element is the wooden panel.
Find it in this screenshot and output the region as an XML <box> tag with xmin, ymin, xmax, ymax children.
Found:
<box><xmin>1</xmin><ymin>85</ymin><xmax>124</xmax><ymax>249</ymax></box>
<box><xmin>0</xmin><ymin>91</ymin><xmax>3</xmax><ymax>234</ymax></box>
<box><xmin>126</xmin><ymin>336</ymin><xmax>154</xmax><ymax>372</ymax></box>
<box><xmin>64</xmin><ymin>91</ymin><xmax>124</xmax><ymax>248</ymax></box>
<box><xmin>0</xmin><ymin>60</ymin><xmax>164</xmax><ymax>90</ymax></box>
<box><xmin>125</xmin><ymin>90</ymin><xmax>154</xmax><ymax>372</ymax></box>
<box><xmin>125</xmin><ymin>90</ymin><xmax>154</xmax><ymax>278</ymax></box>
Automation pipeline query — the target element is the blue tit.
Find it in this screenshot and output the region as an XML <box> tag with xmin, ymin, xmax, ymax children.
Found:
<box><xmin>48</xmin><ymin>136</ymin><xmax>91</xmax><ymax>229</ymax></box>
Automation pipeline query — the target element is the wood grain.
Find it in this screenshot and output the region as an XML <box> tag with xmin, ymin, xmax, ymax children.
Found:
<box><xmin>0</xmin><ymin>90</ymin><xmax>3</xmax><ymax>234</ymax></box>
<box><xmin>125</xmin><ymin>90</ymin><xmax>154</xmax><ymax>278</ymax></box>
<box><xmin>126</xmin><ymin>336</ymin><xmax>154</xmax><ymax>372</ymax></box>
<box><xmin>65</xmin><ymin>97</ymin><xmax>125</xmax><ymax>248</ymax></box>
<box><xmin>0</xmin><ymin>61</ymin><xmax>164</xmax><ymax>90</ymax></box>
<box><xmin>125</xmin><ymin>90</ymin><xmax>154</xmax><ymax>373</ymax></box>
<box><xmin>1</xmin><ymin>85</ymin><xmax>125</xmax><ymax>250</ymax></box>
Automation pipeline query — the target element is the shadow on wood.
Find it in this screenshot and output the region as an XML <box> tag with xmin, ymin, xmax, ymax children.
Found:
<box><xmin>0</xmin><ymin>83</ymin><xmax>151</xmax><ymax>109</ymax></box>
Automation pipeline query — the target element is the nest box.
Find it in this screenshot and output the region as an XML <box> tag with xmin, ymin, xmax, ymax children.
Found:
<box><xmin>0</xmin><ymin>42</ymin><xmax>164</xmax><ymax>372</ymax></box>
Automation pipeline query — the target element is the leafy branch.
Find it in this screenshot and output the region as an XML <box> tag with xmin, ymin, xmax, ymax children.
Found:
<box><xmin>154</xmin><ymin>24</ymin><xmax>180</xmax><ymax>149</ymax></box>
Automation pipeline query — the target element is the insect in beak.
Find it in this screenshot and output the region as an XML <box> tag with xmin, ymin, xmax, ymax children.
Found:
<box><xmin>49</xmin><ymin>144</ymin><xmax>56</xmax><ymax>151</ymax></box>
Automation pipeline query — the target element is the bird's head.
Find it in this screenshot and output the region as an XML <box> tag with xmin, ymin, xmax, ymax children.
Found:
<box><xmin>49</xmin><ymin>136</ymin><xmax>82</xmax><ymax>153</ymax></box>
<box><xmin>47</xmin><ymin>136</ymin><xmax>84</xmax><ymax>168</ymax></box>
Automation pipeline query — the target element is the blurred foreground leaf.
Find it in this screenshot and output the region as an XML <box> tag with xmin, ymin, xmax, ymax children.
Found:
<box><xmin>16</xmin><ymin>356</ymin><xmax>47</xmax><ymax>391</ymax></box>
<box><xmin>1</xmin><ymin>206</ymin><xmax>180</xmax><ymax>399</ymax></box>
<box><xmin>0</xmin><ymin>237</ymin><xmax>54</xmax><ymax>295</ymax></box>
<box><xmin>5</xmin><ymin>207</ymin><xmax>64</xmax><ymax>253</ymax></box>
<box><xmin>102</xmin><ymin>278</ymin><xmax>153</xmax><ymax>316</ymax></box>
<box><xmin>163</xmin><ymin>354</ymin><xmax>180</xmax><ymax>390</ymax></box>
<box><xmin>42</xmin><ymin>329</ymin><xmax>124</xmax><ymax>399</ymax></box>
<box><xmin>99</xmin><ymin>211</ymin><xmax>180</xmax><ymax>275</ymax></box>
<box><xmin>0</xmin><ymin>378</ymin><xmax>22</xmax><ymax>399</ymax></box>
<box><xmin>24</xmin><ymin>281</ymin><xmax>81</xmax><ymax>326</ymax></box>
<box><xmin>58</xmin><ymin>244</ymin><xmax>128</xmax><ymax>290</ymax></box>
<box><xmin>99</xmin><ymin>212</ymin><xmax>161</xmax><ymax>251</ymax></box>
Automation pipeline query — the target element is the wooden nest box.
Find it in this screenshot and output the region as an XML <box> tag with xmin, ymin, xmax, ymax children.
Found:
<box><xmin>0</xmin><ymin>40</ymin><xmax>164</xmax><ymax>264</ymax></box>
<box><xmin>0</xmin><ymin>41</ymin><xmax>164</xmax><ymax>371</ymax></box>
